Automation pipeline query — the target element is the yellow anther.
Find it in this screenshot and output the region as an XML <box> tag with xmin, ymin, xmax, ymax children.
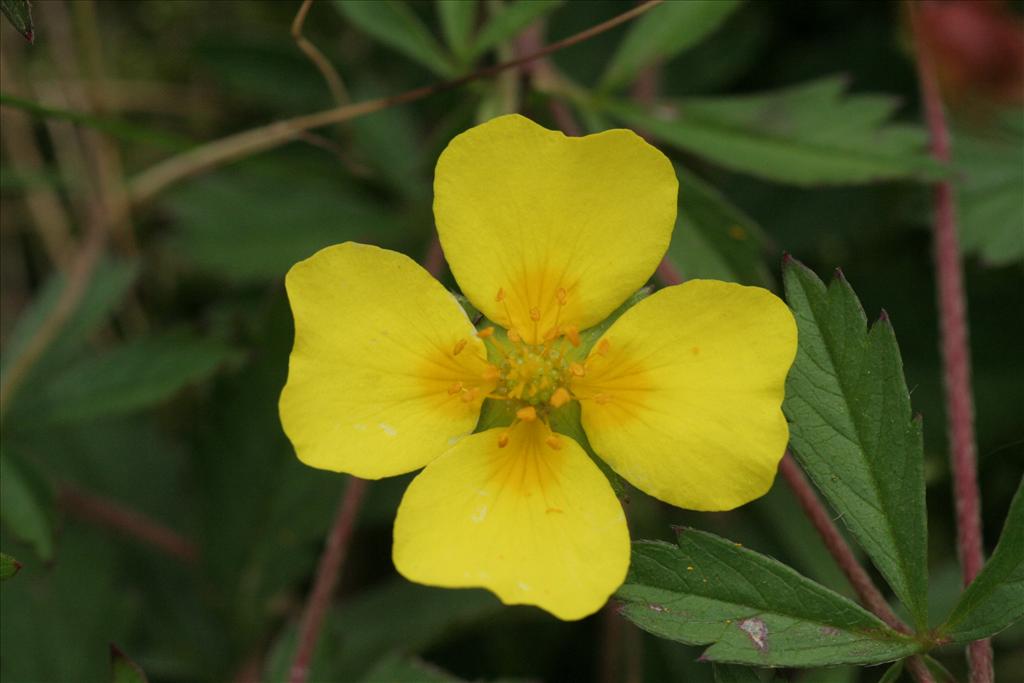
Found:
<box><xmin>529</xmin><ymin>307</ymin><xmax>541</xmax><ymax>321</ymax></box>
<box><xmin>596</xmin><ymin>339</ymin><xmax>611</xmax><ymax>356</ymax></box>
<box><xmin>477</xmin><ymin>326</ymin><xmax>495</xmax><ymax>339</ymax></box>
<box><xmin>482</xmin><ymin>365</ymin><xmax>500</xmax><ymax>381</ymax></box>
<box><xmin>556</xmin><ymin>287</ymin><xmax>567</xmax><ymax>305</ymax></box>
<box><xmin>507</xmin><ymin>328</ymin><xmax>521</xmax><ymax>343</ymax></box>
<box><xmin>595</xmin><ymin>393</ymin><xmax>610</xmax><ymax>405</ymax></box>
<box><xmin>516</xmin><ymin>405</ymin><xmax>537</xmax><ymax>422</ymax></box>
<box><xmin>545</xmin><ymin>435</ymin><xmax>563</xmax><ymax>450</ymax></box>
<box><xmin>569</xmin><ymin>362</ymin><xmax>586</xmax><ymax>377</ymax></box>
<box><xmin>447</xmin><ymin>382</ymin><xmax>464</xmax><ymax>395</ymax></box>
<box><xmin>498</xmin><ymin>432</ymin><xmax>510</xmax><ymax>448</ymax></box>
<box><xmin>460</xmin><ymin>387</ymin><xmax>479</xmax><ymax>403</ymax></box>
<box><xmin>543</xmin><ymin>326</ymin><xmax>560</xmax><ymax>342</ymax></box>
<box><xmin>549</xmin><ymin>387</ymin><xmax>571</xmax><ymax>408</ymax></box>
<box><xmin>564</xmin><ymin>325</ymin><xmax>581</xmax><ymax>347</ymax></box>
<box><xmin>452</xmin><ymin>339</ymin><xmax>467</xmax><ymax>356</ymax></box>
<box><xmin>496</xmin><ymin>288</ymin><xmax>505</xmax><ymax>302</ymax></box>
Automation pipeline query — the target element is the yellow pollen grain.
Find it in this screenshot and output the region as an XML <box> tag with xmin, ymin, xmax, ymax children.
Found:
<box><xmin>516</xmin><ymin>405</ymin><xmax>537</xmax><ymax>422</ymax></box>
<box><xmin>569</xmin><ymin>362</ymin><xmax>586</xmax><ymax>377</ymax></box>
<box><xmin>545</xmin><ymin>435</ymin><xmax>563</xmax><ymax>450</ymax></box>
<box><xmin>549</xmin><ymin>387</ymin><xmax>571</xmax><ymax>408</ymax></box>
<box><xmin>452</xmin><ymin>339</ymin><xmax>467</xmax><ymax>356</ymax></box>
<box><xmin>477</xmin><ymin>326</ymin><xmax>495</xmax><ymax>339</ymax></box>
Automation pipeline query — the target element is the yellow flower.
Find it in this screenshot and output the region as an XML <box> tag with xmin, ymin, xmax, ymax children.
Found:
<box><xmin>279</xmin><ymin>115</ymin><xmax>797</xmax><ymax>620</ymax></box>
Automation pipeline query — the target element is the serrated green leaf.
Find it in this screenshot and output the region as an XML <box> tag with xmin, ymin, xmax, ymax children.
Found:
<box><xmin>667</xmin><ymin>165</ymin><xmax>773</xmax><ymax>287</ymax></box>
<box><xmin>878</xmin><ymin>660</ymin><xmax>903</xmax><ymax>683</ymax></box>
<box><xmin>437</xmin><ymin>0</ymin><xmax>477</xmax><ymax>63</ymax></box>
<box><xmin>618</xmin><ymin>529</ymin><xmax>920</xmax><ymax>666</ymax></box>
<box><xmin>110</xmin><ymin>645</ymin><xmax>149</xmax><ymax>683</ymax></box>
<box><xmin>1</xmin><ymin>0</ymin><xmax>33</xmax><ymax>42</ymax></box>
<box><xmin>469</xmin><ymin>0</ymin><xmax>563</xmax><ymax>59</ymax></box>
<box><xmin>603</xmin><ymin>76</ymin><xmax>943</xmax><ymax>185</ymax></box>
<box><xmin>782</xmin><ymin>258</ymin><xmax>929</xmax><ymax>629</ymax></box>
<box><xmin>0</xmin><ymin>552</ymin><xmax>22</xmax><ymax>580</ymax></box>
<box><xmin>7</xmin><ymin>333</ymin><xmax>237</xmax><ymax>429</ymax></box>
<box><xmin>955</xmin><ymin>116</ymin><xmax>1024</xmax><ymax>266</ymax></box>
<box><xmin>334</xmin><ymin>0</ymin><xmax>456</xmax><ymax>77</ymax></box>
<box><xmin>939</xmin><ymin>477</ymin><xmax>1024</xmax><ymax>643</ymax></box>
<box><xmin>0</xmin><ymin>451</ymin><xmax>54</xmax><ymax>561</ymax></box>
<box><xmin>360</xmin><ymin>653</ymin><xmax>464</xmax><ymax>683</ymax></box>
<box><xmin>713</xmin><ymin>662</ymin><xmax>763</xmax><ymax>683</ymax></box>
<box><xmin>601</xmin><ymin>0</ymin><xmax>741</xmax><ymax>90</ymax></box>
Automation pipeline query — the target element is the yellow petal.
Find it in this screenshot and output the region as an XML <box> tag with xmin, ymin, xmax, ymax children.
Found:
<box><xmin>434</xmin><ymin>114</ymin><xmax>677</xmax><ymax>343</ymax></box>
<box><xmin>393</xmin><ymin>421</ymin><xmax>630</xmax><ymax>620</ymax></box>
<box><xmin>575</xmin><ymin>280</ymin><xmax>797</xmax><ymax>511</ymax></box>
<box><xmin>280</xmin><ymin>242</ymin><xmax>492</xmax><ymax>479</ymax></box>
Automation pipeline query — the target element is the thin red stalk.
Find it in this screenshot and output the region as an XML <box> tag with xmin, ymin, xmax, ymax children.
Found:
<box><xmin>59</xmin><ymin>485</ymin><xmax>198</xmax><ymax>564</ymax></box>
<box><xmin>287</xmin><ymin>477</ymin><xmax>368</xmax><ymax>683</ymax></box>
<box><xmin>909</xmin><ymin>6</ymin><xmax>991</xmax><ymax>682</ymax></box>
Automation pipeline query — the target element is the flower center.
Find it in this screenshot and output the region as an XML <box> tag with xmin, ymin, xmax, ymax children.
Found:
<box><xmin>496</xmin><ymin>343</ymin><xmax>568</xmax><ymax>406</ymax></box>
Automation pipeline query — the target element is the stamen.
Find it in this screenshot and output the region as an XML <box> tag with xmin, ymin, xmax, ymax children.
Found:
<box><xmin>549</xmin><ymin>387</ymin><xmax>571</xmax><ymax>408</ymax></box>
<box><xmin>556</xmin><ymin>287</ymin><xmax>567</xmax><ymax>306</ymax></box>
<box><xmin>595</xmin><ymin>393</ymin><xmax>610</xmax><ymax>405</ymax></box>
<box><xmin>496</xmin><ymin>288</ymin><xmax>505</xmax><ymax>302</ymax></box>
<box><xmin>545</xmin><ymin>434</ymin><xmax>563</xmax><ymax>450</ymax></box>
<box><xmin>596</xmin><ymin>339</ymin><xmax>611</xmax><ymax>356</ymax></box>
<box><xmin>507</xmin><ymin>329</ymin><xmax>521</xmax><ymax>343</ymax></box>
<box><xmin>498</xmin><ymin>432</ymin><xmax>510</xmax><ymax>448</ymax></box>
<box><xmin>529</xmin><ymin>307</ymin><xmax>541</xmax><ymax>321</ymax></box>
<box><xmin>452</xmin><ymin>339</ymin><xmax>468</xmax><ymax>356</ymax></box>
<box><xmin>569</xmin><ymin>362</ymin><xmax>586</xmax><ymax>377</ymax></box>
<box><xmin>564</xmin><ymin>325</ymin><xmax>581</xmax><ymax>347</ymax></box>
<box><xmin>447</xmin><ymin>382</ymin><xmax>464</xmax><ymax>395</ymax></box>
<box><xmin>477</xmin><ymin>326</ymin><xmax>495</xmax><ymax>339</ymax></box>
<box><xmin>516</xmin><ymin>405</ymin><xmax>537</xmax><ymax>422</ymax></box>
<box><xmin>460</xmin><ymin>387</ymin><xmax>480</xmax><ymax>403</ymax></box>
<box><xmin>482</xmin><ymin>365</ymin><xmax>500</xmax><ymax>381</ymax></box>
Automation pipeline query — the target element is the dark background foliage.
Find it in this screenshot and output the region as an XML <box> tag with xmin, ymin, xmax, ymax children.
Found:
<box><xmin>1</xmin><ymin>1</ymin><xmax>1021</xmax><ymax>681</ymax></box>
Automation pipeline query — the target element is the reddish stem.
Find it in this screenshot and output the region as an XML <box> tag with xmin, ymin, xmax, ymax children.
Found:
<box><xmin>909</xmin><ymin>6</ymin><xmax>992</xmax><ymax>682</ymax></box>
<box><xmin>287</xmin><ymin>477</ymin><xmax>368</xmax><ymax>683</ymax></box>
<box><xmin>59</xmin><ymin>485</ymin><xmax>198</xmax><ymax>564</ymax></box>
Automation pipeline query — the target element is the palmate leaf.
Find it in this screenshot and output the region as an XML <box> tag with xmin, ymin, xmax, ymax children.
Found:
<box><xmin>617</xmin><ymin>528</ymin><xmax>920</xmax><ymax>667</ymax></box>
<box><xmin>603</xmin><ymin>76</ymin><xmax>942</xmax><ymax>185</ymax></box>
<box><xmin>782</xmin><ymin>258</ymin><xmax>929</xmax><ymax>629</ymax></box>
<box><xmin>938</xmin><ymin>477</ymin><xmax>1024</xmax><ymax>643</ymax></box>
<box><xmin>601</xmin><ymin>0</ymin><xmax>742</xmax><ymax>90</ymax></box>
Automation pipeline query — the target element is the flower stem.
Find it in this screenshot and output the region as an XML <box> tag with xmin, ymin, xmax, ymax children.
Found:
<box><xmin>908</xmin><ymin>6</ymin><xmax>991</xmax><ymax>682</ymax></box>
<box><xmin>286</xmin><ymin>476</ymin><xmax>368</xmax><ymax>683</ymax></box>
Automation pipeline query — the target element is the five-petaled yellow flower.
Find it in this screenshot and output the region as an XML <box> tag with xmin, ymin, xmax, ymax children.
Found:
<box><xmin>280</xmin><ymin>115</ymin><xmax>797</xmax><ymax>620</ymax></box>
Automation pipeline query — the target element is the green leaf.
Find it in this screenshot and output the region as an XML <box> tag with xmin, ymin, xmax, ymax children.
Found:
<box><xmin>782</xmin><ymin>258</ymin><xmax>929</xmax><ymax>629</ymax></box>
<box><xmin>334</xmin><ymin>0</ymin><xmax>456</xmax><ymax>77</ymax></box>
<box><xmin>265</xmin><ymin>580</ymin><xmax>502</xmax><ymax>682</ymax></box>
<box><xmin>163</xmin><ymin>158</ymin><xmax>406</xmax><ymax>283</ymax></box>
<box><xmin>601</xmin><ymin>0</ymin><xmax>741</xmax><ymax>90</ymax></box>
<box><xmin>469</xmin><ymin>0</ymin><xmax>563</xmax><ymax>59</ymax></box>
<box><xmin>1</xmin><ymin>0</ymin><xmax>33</xmax><ymax>43</ymax></box>
<box><xmin>667</xmin><ymin>165</ymin><xmax>774</xmax><ymax>287</ymax></box>
<box><xmin>713</xmin><ymin>663</ymin><xmax>763</xmax><ymax>683</ymax></box>
<box><xmin>878</xmin><ymin>660</ymin><xmax>904</xmax><ymax>683</ymax></box>
<box><xmin>939</xmin><ymin>477</ymin><xmax>1024</xmax><ymax>643</ymax></box>
<box><xmin>7</xmin><ymin>333</ymin><xmax>237</xmax><ymax>429</ymax></box>
<box><xmin>0</xmin><ymin>451</ymin><xmax>54</xmax><ymax>561</ymax></box>
<box><xmin>110</xmin><ymin>645</ymin><xmax>149</xmax><ymax>683</ymax></box>
<box><xmin>437</xmin><ymin>0</ymin><xmax>477</xmax><ymax>63</ymax></box>
<box><xmin>0</xmin><ymin>552</ymin><xmax>22</xmax><ymax>580</ymax></box>
<box><xmin>0</xmin><ymin>259</ymin><xmax>138</xmax><ymax>382</ymax></box>
<box><xmin>955</xmin><ymin>115</ymin><xmax>1024</xmax><ymax>266</ymax></box>
<box><xmin>360</xmin><ymin>653</ymin><xmax>464</xmax><ymax>683</ymax></box>
<box><xmin>603</xmin><ymin>76</ymin><xmax>942</xmax><ymax>185</ymax></box>
<box><xmin>618</xmin><ymin>529</ymin><xmax>920</xmax><ymax>666</ymax></box>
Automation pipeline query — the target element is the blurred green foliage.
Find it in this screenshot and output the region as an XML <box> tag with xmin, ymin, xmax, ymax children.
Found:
<box><xmin>1</xmin><ymin>1</ymin><xmax>1021</xmax><ymax>682</ymax></box>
